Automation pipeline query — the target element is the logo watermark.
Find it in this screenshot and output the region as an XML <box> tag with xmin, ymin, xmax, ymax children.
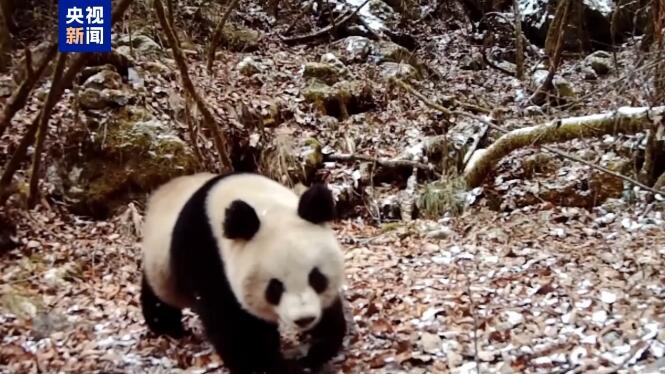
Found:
<box><xmin>58</xmin><ymin>0</ymin><xmax>111</xmax><ymax>52</ymax></box>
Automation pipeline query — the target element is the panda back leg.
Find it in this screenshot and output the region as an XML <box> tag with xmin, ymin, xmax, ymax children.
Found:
<box><xmin>140</xmin><ymin>272</ymin><xmax>187</xmax><ymax>338</ymax></box>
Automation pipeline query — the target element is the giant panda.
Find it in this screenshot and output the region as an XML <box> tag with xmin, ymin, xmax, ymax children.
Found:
<box><xmin>139</xmin><ymin>172</ymin><xmax>347</xmax><ymax>374</ymax></box>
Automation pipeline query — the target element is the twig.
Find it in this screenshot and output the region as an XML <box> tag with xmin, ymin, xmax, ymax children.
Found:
<box><xmin>154</xmin><ymin>0</ymin><xmax>232</xmax><ymax>171</ymax></box>
<box><xmin>27</xmin><ymin>52</ymin><xmax>68</xmax><ymax>208</ymax></box>
<box><xmin>206</xmin><ymin>0</ymin><xmax>240</xmax><ymax>72</ymax></box>
<box><xmin>0</xmin><ymin>43</ymin><xmax>57</xmax><ymax>138</ymax></box>
<box><xmin>279</xmin><ymin>0</ymin><xmax>370</xmax><ymax>45</ymax></box>
<box><xmin>325</xmin><ymin>153</ymin><xmax>435</xmax><ymax>172</ymax></box>
<box><xmin>394</xmin><ymin>78</ymin><xmax>665</xmax><ymax>195</ymax></box>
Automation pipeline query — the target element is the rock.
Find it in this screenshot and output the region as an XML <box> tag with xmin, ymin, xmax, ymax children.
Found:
<box><xmin>332</xmin><ymin>36</ymin><xmax>372</xmax><ymax>63</ymax></box>
<box><xmin>143</xmin><ymin>61</ymin><xmax>171</xmax><ymax>76</ymax></box>
<box><xmin>83</xmin><ymin>69</ymin><xmax>123</xmax><ymax>90</ymax></box>
<box><xmin>237</xmin><ymin>56</ymin><xmax>262</xmax><ymax>76</ymax></box>
<box><xmin>79</xmin><ymin>87</ymin><xmax>132</xmax><ymax>110</ymax></box>
<box><xmin>553</xmin><ymin>77</ymin><xmax>576</xmax><ymax>99</ymax></box>
<box><xmin>370</xmin><ymin>0</ymin><xmax>398</xmax><ymax>18</ymax></box>
<box><xmin>531</xmin><ymin>68</ymin><xmax>576</xmax><ymax>99</ymax></box>
<box><xmin>302</xmin><ymin>79</ymin><xmax>374</xmax><ymax>120</ymax></box>
<box><xmin>582</xmin><ymin>66</ymin><xmax>598</xmax><ymax>80</ymax></box>
<box><xmin>219</xmin><ymin>22</ymin><xmax>261</xmax><ymax>52</ymax></box>
<box><xmin>61</xmin><ymin>106</ymin><xmax>198</xmax><ymax>217</ymax></box>
<box><xmin>320</xmin><ymin>53</ymin><xmax>349</xmax><ymax>76</ymax></box>
<box><xmin>426</xmin><ymin>226</ymin><xmax>453</xmax><ymax>239</ymax></box>
<box><xmin>303</xmin><ymin>62</ymin><xmax>343</xmax><ymax>85</ymax></box>
<box><xmin>520</xmin><ymin>0</ymin><xmax>650</xmax><ymax>50</ymax></box>
<box><xmin>79</xmin><ymin>88</ymin><xmax>108</xmax><ymax>110</ymax></box>
<box><xmin>585</xmin><ymin>50</ymin><xmax>613</xmax><ymax>75</ymax></box>
<box><xmin>380</xmin><ymin>62</ymin><xmax>418</xmax><ymax>81</ymax></box>
<box><xmin>115</xmin><ymin>34</ymin><xmax>162</xmax><ymax>55</ymax></box>
<box><xmin>372</xmin><ymin>40</ymin><xmax>411</xmax><ymax>64</ymax></box>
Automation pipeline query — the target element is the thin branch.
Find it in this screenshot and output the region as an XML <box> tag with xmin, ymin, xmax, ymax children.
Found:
<box><xmin>0</xmin><ymin>43</ymin><xmax>57</xmax><ymax>138</ymax></box>
<box><xmin>279</xmin><ymin>0</ymin><xmax>371</xmax><ymax>45</ymax></box>
<box><xmin>394</xmin><ymin>78</ymin><xmax>665</xmax><ymax>195</ymax></box>
<box><xmin>154</xmin><ymin>0</ymin><xmax>232</xmax><ymax>170</ymax></box>
<box><xmin>206</xmin><ymin>0</ymin><xmax>240</xmax><ymax>72</ymax></box>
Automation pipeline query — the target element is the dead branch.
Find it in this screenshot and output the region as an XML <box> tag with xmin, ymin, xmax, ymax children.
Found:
<box><xmin>395</xmin><ymin>78</ymin><xmax>665</xmax><ymax>195</ymax></box>
<box><xmin>464</xmin><ymin>107</ymin><xmax>665</xmax><ymax>189</ymax></box>
<box><xmin>154</xmin><ymin>0</ymin><xmax>232</xmax><ymax>171</ymax></box>
<box><xmin>325</xmin><ymin>153</ymin><xmax>435</xmax><ymax>172</ymax></box>
<box><xmin>0</xmin><ymin>43</ymin><xmax>57</xmax><ymax>138</ymax></box>
<box><xmin>27</xmin><ymin>53</ymin><xmax>68</xmax><ymax>207</ymax></box>
<box><xmin>528</xmin><ymin>0</ymin><xmax>570</xmax><ymax>105</ymax></box>
<box><xmin>206</xmin><ymin>0</ymin><xmax>240</xmax><ymax>73</ymax></box>
<box><xmin>279</xmin><ymin>0</ymin><xmax>371</xmax><ymax>45</ymax></box>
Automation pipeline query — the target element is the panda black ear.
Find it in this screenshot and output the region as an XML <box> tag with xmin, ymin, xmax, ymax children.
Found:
<box><xmin>224</xmin><ymin>200</ymin><xmax>260</xmax><ymax>240</ymax></box>
<box><xmin>298</xmin><ymin>184</ymin><xmax>335</xmax><ymax>224</ymax></box>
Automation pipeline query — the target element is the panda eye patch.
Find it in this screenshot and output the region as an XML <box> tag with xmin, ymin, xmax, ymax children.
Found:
<box><xmin>309</xmin><ymin>267</ymin><xmax>328</xmax><ymax>293</ymax></box>
<box><xmin>265</xmin><ymin>278</ymin><xmax>284</xmax><ymax>305</ymax></box>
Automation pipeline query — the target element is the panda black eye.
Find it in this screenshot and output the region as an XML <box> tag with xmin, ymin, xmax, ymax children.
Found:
<box><xmin>265</xmin><ymin>278</ymin><xmax>284</xmax><ymax>305</ymax></box>
<box><xmin>309</xmin><ymin>267</ymin><xmax>328</xmax><ymax>294</ymax></box>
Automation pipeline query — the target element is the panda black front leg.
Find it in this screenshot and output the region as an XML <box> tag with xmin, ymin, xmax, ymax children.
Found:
<box><xmin>139</xmin><ymin>272</ymin><xmax>188</xmax><ymax>339</ymax></box>
<box><xmin>195</xmin><ymin>297</ymin><xmax>305</xmax><ymax>374</ymax></box>
<box><xmin>299</xmin><ymin>296</ymin><xmax>347</xmax><ymax>372</ymax></box>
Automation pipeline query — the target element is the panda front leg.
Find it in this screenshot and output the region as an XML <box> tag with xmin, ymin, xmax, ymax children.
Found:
<box><xmin>195</xmin><ymin>298</ymin><xmax>305</xmax><ymax>374</ymax></box>
<box><xmin>139</xmin><ymin>272</ymin><xmax>188</xmax><ymax>338</ymax></box>
<box><xmin>299</xmin><ymin>296</ymin><xmax>347</xmax><ymax>372</ymax></box>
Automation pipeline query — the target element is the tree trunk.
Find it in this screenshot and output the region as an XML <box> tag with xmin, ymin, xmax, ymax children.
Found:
<box><xmin>0</xmin><ymin>0</ymin><xmax>11</xmax><ymax>73</ymax></box>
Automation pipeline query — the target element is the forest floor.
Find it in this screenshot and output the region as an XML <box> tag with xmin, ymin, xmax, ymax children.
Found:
<box><xmin>1</xmin><ymin>1</ymin><xmax>665</xmax><ymax>373</ymax></box>
<box><xmin>1</xmin><ymin>202</ymin><xmax>664</xmax><ymax>373</ymax></box>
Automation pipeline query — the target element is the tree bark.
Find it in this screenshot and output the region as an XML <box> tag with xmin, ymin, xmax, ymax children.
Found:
<box><xmin>464</xmin><ymin>107</ymin><xmax>665</xmax><ymax>188</ymax></box>
<box><xmin>0</xmin><ymin>0</ymin><xmax>11</xmax><ymax>73</ymax></box>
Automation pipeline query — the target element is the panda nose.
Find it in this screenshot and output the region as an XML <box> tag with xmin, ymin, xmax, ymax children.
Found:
<box><xmin>295</xmin><ymin>316</ymin><xmax>315</xmax><ymax>328</ymax></box>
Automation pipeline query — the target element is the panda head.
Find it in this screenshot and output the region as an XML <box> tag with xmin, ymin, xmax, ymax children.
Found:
<box><xmin>221</xmin><ymin>183</ymin><xmax>343</xmax><ymax>332</ymax></box>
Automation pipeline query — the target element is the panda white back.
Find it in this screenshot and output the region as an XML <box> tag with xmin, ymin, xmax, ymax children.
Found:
<box><xmin>142</xmin><ymin>172</ymin><xmax>217</xmax><ymax>308</ymax></box>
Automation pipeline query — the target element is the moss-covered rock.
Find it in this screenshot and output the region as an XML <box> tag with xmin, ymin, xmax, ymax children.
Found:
<box><xmin>303</xmin><ymin>62</ymin><xmax>343</xmax><ymax>85</ymax></box>
<box><xmin>373</xmin><ymin>40</ymin><xmax>411</xmax><ymax>64</ymax></box>
<box><xmin>220</xmin><ymin>22</ymin><xmax>261</xmax><ymax>52</ymax></box>
<box><xmin>62</xmin><ymin>106</ymin><xmax>198</xmax><ymax>218</ymax></box>
<box><xmin>302</xmin><ymin>79</ymin><xmax>374</xmax><ymax>120</ymax></box>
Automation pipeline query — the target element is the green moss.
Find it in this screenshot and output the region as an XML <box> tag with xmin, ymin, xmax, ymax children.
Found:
<box><xmin>221</xmin><ymin>22</ymin><xmax>261</xmax><ymax>52</ymax></box>
<box><xmin>303</xmin><ymin>62</ymin><xmax>342</xmax><ymax>85</ymax></box>
<box><xmin>66</xmin><ymin>106</ymin><xmax>198</xmax><ymax>217</ymax></box>
<box><xmin>417</xmin><ymin>177</ymin><xmax>467</xmax><ymax>218</ymax></box>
